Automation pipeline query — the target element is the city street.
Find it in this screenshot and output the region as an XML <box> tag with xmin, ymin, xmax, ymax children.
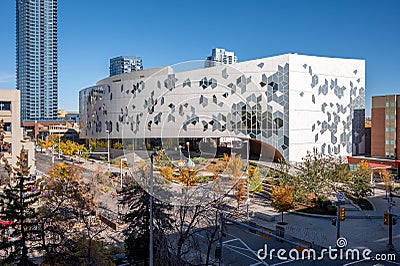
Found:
<box><xmin>35</xmin><ymin>152</ymin><xmax>121</xmax><ymax>218</ymax></box>
<box><xmin>35</xmin><ymin>151</ymin><xmax>400</xmax><ymax>265</ymax></box>
<box><xmin>221</xmin><ymin>222</ymin><xmax>400</xmax><ymax>265</ymax></box>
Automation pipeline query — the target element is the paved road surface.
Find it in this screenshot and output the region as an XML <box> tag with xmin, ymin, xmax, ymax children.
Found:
<box><xmin>221</xmin><ymin>223</ymin><xmax>400</xmax><ymax>266</ymax></box>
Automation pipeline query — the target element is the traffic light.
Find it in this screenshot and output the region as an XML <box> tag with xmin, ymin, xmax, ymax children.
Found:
<box><xmin>331</xmin><ymin>218</ymin><xmax>336</xmax><ymax>226</ymax></box>
<box><xmin>384</xmin><ymin>211</ymin><xmax>389</xmax><ymax>225</ymax></box>
<box><xmin>340</xmin><ymin>207</ymin><xmax>345</xmax><ymax>221</ymax></box>
<box><xmin>393</xmin><ymin>217</ymin><xmax>398</xmax><ymax>225</ymax></box>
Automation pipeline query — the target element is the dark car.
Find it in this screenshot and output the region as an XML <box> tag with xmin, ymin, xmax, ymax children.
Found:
<box><xmin>109</xmin><ymin>172</ymin><xmax>120</xmax><ymax>179</ymax></box>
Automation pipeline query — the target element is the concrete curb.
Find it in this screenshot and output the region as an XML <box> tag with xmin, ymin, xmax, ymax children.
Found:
<box><xmin>290</xmin><ymin>211</ymin><xmax>335</xmax><ymax>219</ymax></box>
<box><xmin>290</xmin><ymin>210</ymin><xmax>382</xmax><ymax>220</ymax></box>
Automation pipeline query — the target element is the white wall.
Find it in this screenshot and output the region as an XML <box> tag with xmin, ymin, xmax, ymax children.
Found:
<box><xmin>288</xmin><ymin>54</ymin><xmax>365</xmax><ymax>162</ymax></box>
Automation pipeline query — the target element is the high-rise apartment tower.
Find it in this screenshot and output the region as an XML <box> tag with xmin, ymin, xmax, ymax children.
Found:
<box><xmin>205</xmin><ymin>48</ymin><xmax>237</xmax><ymax>68</ymax></box>
<box><xmin>16</xmin><ymin>0</ymin><xmax>58</xmax><ymax>121</ymax></box>
<box><xmin>109</xmin><ymin>56</ymin><xmax>143</xmax><ymax>77</ymax></box>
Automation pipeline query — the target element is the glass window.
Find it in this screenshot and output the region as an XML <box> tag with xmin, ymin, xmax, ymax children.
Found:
<box><xmin>386</xmin><ymin>140</ymin><xmax>389</xmax><ymax>144</ymax></box>
<box><xmin>4</xmin><ymin>123</ymin><xmax>11</xmax><ymax>132</ymax></box>
<box><xmin>386</xmin><ymin>115</ymin><xmax>389</xmax><ymax>120</ymax></box>
<box><xmin>386</xmin><ymin>127</ymin><xmax>389</xmax><ymax>132</ymax></box>
<box><xmin>0</xmin><ymin>101</ymin><xmax>11</xmax><ymax>111</ymax></box>
<box><xmin>386</xmin><ymin>102</ymin><xmax>390</xmax><ymax>107</ymax></box>
<box><xmin>391</xmin><ymin>102</ymin><xmax>395</xmax><ymax>107</ymax></box>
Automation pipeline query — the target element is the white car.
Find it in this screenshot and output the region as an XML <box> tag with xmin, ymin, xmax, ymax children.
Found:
<box><xmin>8</xmin><ymin>235</ymin><xmax>22</xmax><ymax>242</ymax></box>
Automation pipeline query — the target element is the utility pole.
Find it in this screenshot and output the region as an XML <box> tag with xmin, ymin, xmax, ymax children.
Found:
<box><xmin>387</xmin><ymin>190</ymin><xmax>394</xmax><ymax>250</ymax></box>
<box><xmin>336</xmin><ymin>192</ymin><xmax>345</xmax><ymax>247</ymax></box>
<box><xmin>336</xmin><ymin>202</ymin><xmax>341</xmax><ymax>240</ymax></box>
<box><xmin>106</xmin><ymin>130</ymin><xmax>110</xmax><ymax>171</ymax></box>
<box><xmin>218</xmin><ymin>213</ymin><xmax>224</xmax><ymax>266</ymax></box>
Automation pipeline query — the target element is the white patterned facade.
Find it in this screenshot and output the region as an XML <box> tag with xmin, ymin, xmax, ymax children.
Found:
<box><xmin>79</xmin><ymin>54</ymin><xmax>365</xmax><ymax>162</ymax></box>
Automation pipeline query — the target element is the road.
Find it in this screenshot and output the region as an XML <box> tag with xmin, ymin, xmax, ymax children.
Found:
<box><xmin>220</xmin><ymin>222</ymin><xmax>400</xmax><ymax>266</ymax></box>
<box><xmin>35</xmin><ymin>152</ymin><xmax>400</xmax><ymax>265</ymax></box>
<box><xmin>35</xmin><ymin>152</ymin><xmax>120</xmax><ymax>217</ymax></box>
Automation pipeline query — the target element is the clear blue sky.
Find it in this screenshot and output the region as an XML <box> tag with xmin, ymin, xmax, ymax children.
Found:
<box><xmin>1</xmin><ymin>0</ymin><xmax>399</xmax><ymax>116</ymax></box>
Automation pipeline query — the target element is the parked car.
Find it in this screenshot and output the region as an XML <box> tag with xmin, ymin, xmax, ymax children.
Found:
<box><xmin>109</xmin><ymin>172</ymin><xmax>120</xmax><ymax>179</ymax></box>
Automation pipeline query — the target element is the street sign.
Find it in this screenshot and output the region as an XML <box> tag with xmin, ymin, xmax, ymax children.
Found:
<box><xmin>337</xmin><ymin>192</ymin><xmax>345</xmax><ymax>202</ymax></box>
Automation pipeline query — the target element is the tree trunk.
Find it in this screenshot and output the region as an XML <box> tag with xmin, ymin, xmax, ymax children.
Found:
<box><xmin>205</xmin><ymin>226</ymin><xmax>218</xmax><ymax>265</ymax></box>
<box><xmin>88</xmin><ymin>237</ymin><xmax>92</xmax><ymax>265</ymax></box>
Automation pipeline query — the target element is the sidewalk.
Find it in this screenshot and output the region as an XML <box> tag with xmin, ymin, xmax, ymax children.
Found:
<box><xmin>245</xmin><ymin>190</ymin><xmax>400</xmax><ymax>253</ymax></box>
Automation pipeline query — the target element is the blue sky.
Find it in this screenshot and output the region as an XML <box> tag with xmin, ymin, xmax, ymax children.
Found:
<box><xmin>0</xmin><ymin>0</ymin><xmax>399</xmax><ymax>115</ymax></box>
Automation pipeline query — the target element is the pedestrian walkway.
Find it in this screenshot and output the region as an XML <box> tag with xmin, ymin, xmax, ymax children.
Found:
<box><xmin>245</xmin><ymin>189</ymin><xmax>400</xmax><ymax>254</ymax></box>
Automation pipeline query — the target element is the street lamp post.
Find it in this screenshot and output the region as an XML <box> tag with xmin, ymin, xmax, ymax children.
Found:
<box><xmin>120</xmin><ymin>158</ymin><xmax>127</xmax><ymax>188</ymax></box>
<box><xmin>244</xmin><ymin>139</ymin><xmax>250</xmax><ymax>220</ymax></box>
<box><xmin>247</xmin><ymin>177</ymin><xmax>250</xmax><ymax>220</ymax></box>
<box><xmin>106</xmin><ymin>130</ymin><xmax>110</xmax><ymax>171</ymax></box>
<box><xmin>388</xmin><ymin>188</ymin><xmax>394</xmax><ymax>250</ymax></box>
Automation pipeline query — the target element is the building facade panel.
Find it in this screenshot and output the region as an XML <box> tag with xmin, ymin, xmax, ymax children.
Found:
<box><xmin>371</xmin><ymin>95</ymin><xmax>399</xmax><ymax>159</ymax></box>
<box><xmin>80</xmin><ymin>54</ymin><xmax>365</xmax><ymax>162</ymax></box>
<box><xmin>288</xmin><ymin>55</ymin><xmax>365</xmax><ymax>161</ymax></box>
<box><xmin>0</xmin><ymin>89</ymin><xmax>35</xmax><ymax>176</ymax></box>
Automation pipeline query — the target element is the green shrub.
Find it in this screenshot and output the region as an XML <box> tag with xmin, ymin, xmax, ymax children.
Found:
<box><xmin>327</xmin><ymin>205</ymin><xmax>337</xmax><ymax>214</ymax></box>
<box><xmin>316</xmin><ymin>195</ymin><xmax>332</xmax><ymax>208</ymax></box>
<box><xmin>260</xmin><ymin>169</ymin><xmax>270</xmax><ymax>177</ymax></box>
<box><xmin>192</xmin><ymin>157</ymin><xmax>206</xmax><ymax>164</ymax></box>
<box><xmin>249</xmin><ymin>161</ymin><xmax>258</xmax><ymax>167</ymax></box>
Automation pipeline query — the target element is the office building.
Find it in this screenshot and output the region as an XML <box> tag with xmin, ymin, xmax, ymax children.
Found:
<box><xmin>16</xmin><ymin>0</ymin><xmax>58</xmax><ymax>121</ymax></box>
<box><xmin>80</xmin><ymin>53</ymin><xmax>365</xmax><ymax>163</ymax></box>
<box><xmin>23</xmin><ymin>120</ymin><xmax>80</xmax><ymax>141</ymax></box>
<box><xmin>371</xmin><ymin>95</ymin><xmax>399</xmax><ymax>159</ymax></box>
<box><xmin>109</xmin><ymin>56</ymin><xmax>143</xmax><ymax>77</ymax></box>
<box><xmin>205</xmin><ymin>48</ymin><xmax>237</xmax><ymax>68</ymax></box>
<box><xmin>0</xmin><ymin>89</ymin><xmax>35</xmax><ymax>177</ymax></box>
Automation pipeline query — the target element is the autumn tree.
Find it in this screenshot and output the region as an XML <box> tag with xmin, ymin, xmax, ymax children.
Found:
<box><xmin>177</xmin><ymin>168</ymin><xmax>199</xmax><ymax>187</ymax></box>
<box><xmin>159</xmin><ymin>166</ymin><xmax>174</xmax><ymax>182</ymax></box>
<box><xmin>272</xmin><ymin>184</ymin><xmax>295</xmax><ymax>224</ymax></box>
<box><xmin>296</xmin><ymin>149</ymin><xmax>352</xmax><ymax>198</ymax></box>
<box><xmin>223</xmin><ymin>153</ymin><xmax>247</xmax><ymax>206</ymax></box>
<box><xmin>0</xmin><ymin>149</ymin><xmax>40</xmax><ymax>266</ymax></box>
<box><xmin>296</xmin><ymin>149</ymin><xmax>332</xmax><ymax>197</ymax></box>
<box><xmin>348</xmin><ymin>160</ymin><xmax>372</xmax><ymax>198</ymax></box>
<box><xmin>382</xmin><ymin>168</ymin><xmax>394</xmax><ymax>199</ymax></box>
<box><xmin>249</xmin><ymin>166</ymin><xmax>263</xmax><ymax>193</ymax></box>
<box><xmin>38</xmin><ymin>162</ymin><xmax>108</xmax><ymax>265</ymax></box>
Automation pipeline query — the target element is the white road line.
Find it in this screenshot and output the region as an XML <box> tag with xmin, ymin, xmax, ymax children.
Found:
<box><xmin>224</xmin><ymin>245</ymin><xmax>267</xmax><ymax>265</ymax></box>
<box><xmin>223</xmin><ymin>238</ymin><xmax>240</xmax><ymax>244</ymax></box>
<box><xmin>225</xmin><ymin>244</ymin><xmax>257</xmax><ymax>252</ymax></box>
<box><xmin>249</xmin><ymin>262</ymin><xmax>264</xmax><ymax>266</ymax></box>
<box><xmin>342</xmin><ymin>258</ymin><xmax>369</xmax><ymax>266</ymax></box>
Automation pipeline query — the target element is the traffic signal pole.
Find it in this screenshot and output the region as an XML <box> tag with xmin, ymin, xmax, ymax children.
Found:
<box><xmin>336</xmin><ymin>203</ymin><xmax>341</xmax><ymax>242</ymax></box>
<box><xmin>388</xmin><ymin>212</ymin><xmax>393</xmax><ymax>249</ymax></box>
<box><xmin>387</xmin><ymin>191</ymin><xmax>394</xmax><ymax>250</ymax></box>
